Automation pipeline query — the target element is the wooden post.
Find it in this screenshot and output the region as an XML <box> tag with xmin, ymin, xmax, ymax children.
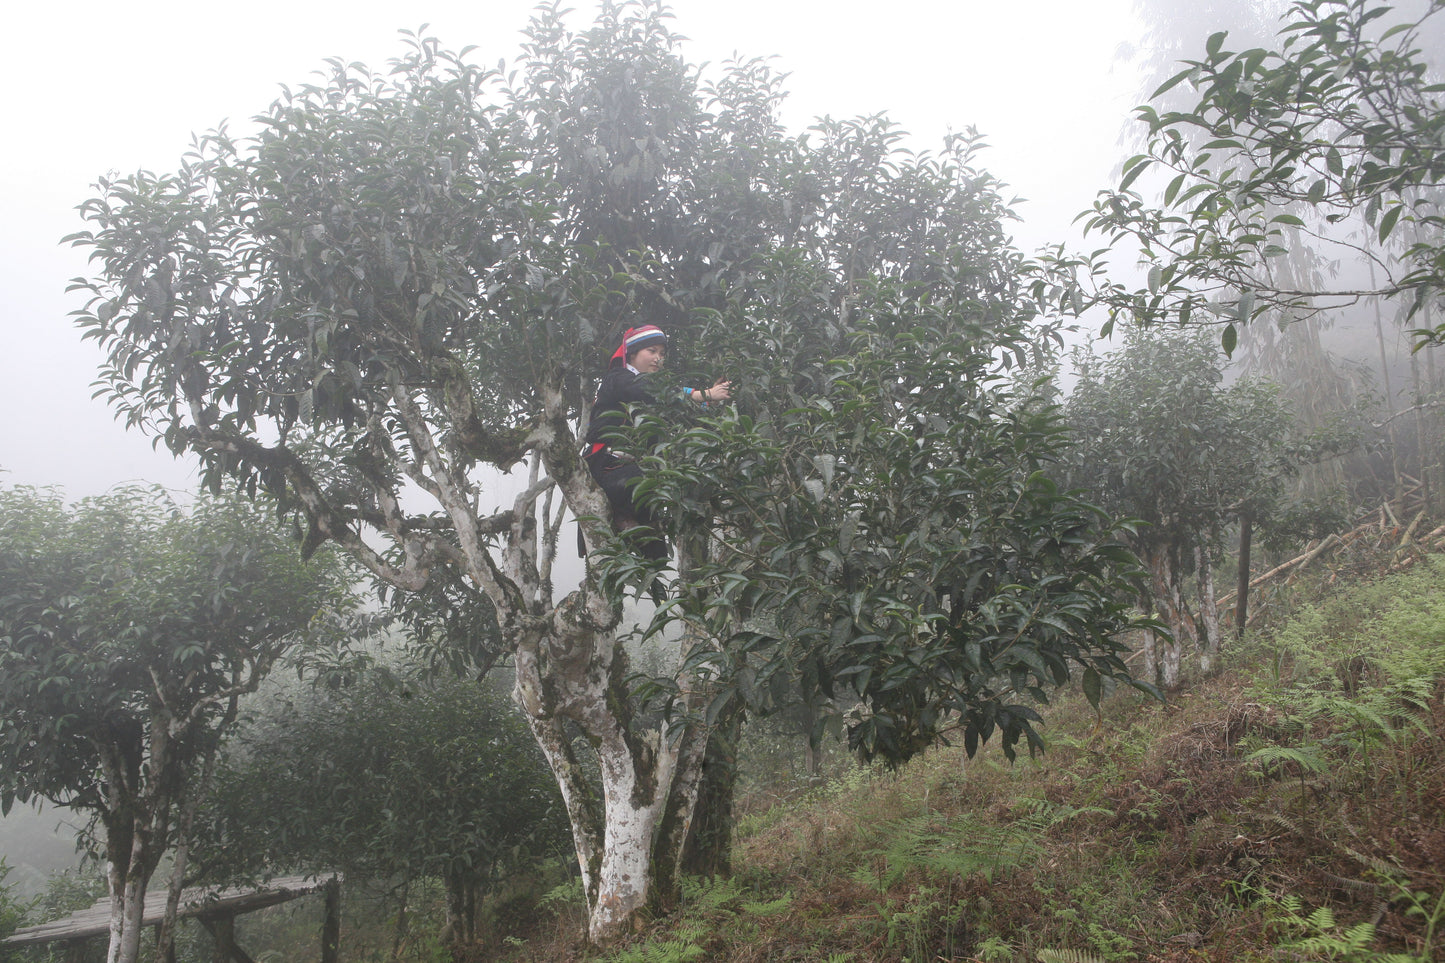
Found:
<box><xmin>321</xmin><ymin>876</ymin><xmax>341</xmax><ymax>963</ymax></box>
<box><xmin>1235</xmin><ymin>510</ymin><xmax>1252</xmax><ymax>638</ymax></box>
<box><xmin>199</xmin><ymin>915</ymin><xmax>256</xmax><ymax>963</ymax></box>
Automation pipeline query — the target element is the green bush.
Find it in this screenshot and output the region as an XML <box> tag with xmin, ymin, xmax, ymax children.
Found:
<box><xmin>0</xmin><ymin>859</ymin><xmax>32</xmax><ymax>949</ymax></box>
<box><xmin>1269</xmin><ymin>557</ymin><xmax>1445</xmax><ymax>687</ymax></box>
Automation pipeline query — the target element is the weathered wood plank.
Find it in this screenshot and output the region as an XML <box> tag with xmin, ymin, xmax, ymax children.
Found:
<box><xmin>1</xmin><ymin>875</ymin><xmax>327</xmax><ymax>947</ymax></box>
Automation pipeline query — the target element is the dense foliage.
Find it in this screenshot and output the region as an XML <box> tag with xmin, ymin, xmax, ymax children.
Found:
<box><xmin>640</xmin><ymin>302</ymin><xmax>1155</xmax><ymax>763</ymax></box>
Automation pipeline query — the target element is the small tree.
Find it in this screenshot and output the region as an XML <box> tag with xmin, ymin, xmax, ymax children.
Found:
<box><xmin>0</xmin><ymin>860</ymin><xmax>32</xmax><ymax>960</ymax></box>
<box><xmin>195</xmin><ymin>670</ymin><xmax>566</xmax><ymax>947</ymax></box>
<box><xmin>0</xmin><ymin>486</ymin><xmax>356</xmax><ymax>963</ymax></box>
<box><xmin>1038</xmin><ymin>0</ymin><xmax>1445</xmax><ymax>350</ymax></box>
<box><xmin>1065</xmin><ymin>330</ymin><xmax>1297</xmax><ymax>686</ymax></box>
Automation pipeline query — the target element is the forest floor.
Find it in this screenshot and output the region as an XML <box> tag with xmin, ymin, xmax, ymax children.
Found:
<box><xmin>489</xmin><ymin>555</ymin><xmax>1445</xmax><ymax>963</ymax></box>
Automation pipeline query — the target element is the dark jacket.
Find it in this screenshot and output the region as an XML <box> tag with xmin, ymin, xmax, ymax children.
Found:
<box><xmin>584</xmin><ymin>367</ymin><xmax>658</xmax><ymax>458</ymax></box>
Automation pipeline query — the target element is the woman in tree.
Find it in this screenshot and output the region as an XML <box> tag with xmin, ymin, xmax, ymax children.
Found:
<box><xmin>582</xmin><ymin>325</ymin><xmax>732</xmax><ymax>566</ymax></box>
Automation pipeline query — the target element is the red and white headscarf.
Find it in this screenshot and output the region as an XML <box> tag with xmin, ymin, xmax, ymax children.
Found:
<box><xmin>608</xmin><ymin>325</ymin><xmax>667</xmax><ymax>370</ymax></box>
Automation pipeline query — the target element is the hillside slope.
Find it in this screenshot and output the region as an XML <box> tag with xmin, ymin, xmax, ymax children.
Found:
<box><xmin>499</xmin><ymin>558</ymin><xmax>1445</xmax><ymax>963</ymax></box>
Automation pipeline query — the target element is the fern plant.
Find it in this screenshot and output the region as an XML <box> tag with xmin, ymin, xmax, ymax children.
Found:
<box><xmin>1265</xmin><ymin>892</ymin><xmax>1425</xmax><ymax>962</ymax></box>
<box><xmin>739</xmin><ymin>893</ymin><xmax>792</xmax><ymax>917</ymax></box>
<box><xmin>1037</xmin><ymin>949</ymin><xmax>1110</xmax><ymax>963</ymax></box>
<box><xmin>599</xmin><ymin>939</ymin><xmax>706</xmax><ymax>963</ymax></box>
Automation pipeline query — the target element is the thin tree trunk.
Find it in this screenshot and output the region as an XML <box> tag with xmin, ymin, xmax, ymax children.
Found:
<box><xmin>520</xmin><ymin>708</ymin><xmax>603</xmax><ymax>901</ymax></box>
<box><xmin>155</xmin><ymin>738</ymin><xmax>221</xmax><ymax>963</ymax></box>
<box><xmin>681</xmin><ymin>709</ymin><xmax>742</xmax><ymax>878</ymax></box>
<box><xmin>106</xmin><ymin>858</ymin><xmax>126</xmax><ymax>963</ymax></box>
<box><xmin>109</xmin><ymin>798</ymin><xmax>166</xmax><ymax>963</ymax></box>
<box><xmin>800</xmin><ymin>701</ymin><xmax>820</xmax><ymax>779</ymax></box>
<box><xmin>389</xmin><ymin>882</ymin><xmax>409</xmax><ymax>963</ymax></box>
<box><xmin>1411</xmin><ymin>347</ymin><xmax>1432</xmax><ymax>515</ymax></box>
<box><xmin>155</xmin><ymin>841</ymin><xmax>188</xmax><ymax>963</ymax></box>
<box><xmin>1138</xmin><ymin>582</ymin><xmax>1160</xmax><ymax>688</ymax></box>
<box><xmin>113</xmin><ymin>875</ymin><xmax>148</xmax><ymax>963</ymax></box>
<box><xmin>656</xmin><ymin>546</ymin><xmax>739</xmax><ymax>896</ymax></box>
<box><xmin>1162</xmin><ymin>575</ymin><xmax>1185</xmax><ymax>690</ymax></box>
<box><xmin>652</xmin><ymin>718</ymin><xmax>714</xmax><ymax>906</ymax></box>
<box><xmin>1426</xmin><ymin>305</ymin><xmax>1440</xmax><ymax>505</ymax></box>
<box><xmin>1147</xmin><ymin>548</ymin><xmax>1188</xmax><ymax>688</ymax></box>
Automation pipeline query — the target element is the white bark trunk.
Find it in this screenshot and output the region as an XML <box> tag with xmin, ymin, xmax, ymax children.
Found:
<box><xmin>1141</xmin><ymin>628</ymin><xmax>1160</xmax><ymax>690</ymax></box>
<box><xmin>105</xmin><ymin>860</ymin><xmax>125</xmax><ymax>963</ymax></box>
<box><xmin>1195</xmin><ymin>542</ymin><xmax>1221</xmax><ymax>674</ymax></box>
<box><xmin>1161</xmin><ymin>631</ymin><xmax>1181</xmax><ymax>688</ymax></box>
<box><xmin>519</xmin><ymin>707</ymin><xmax>601</xmax><ymax>901</ymax></box>
<box><xmin>590</xmin><ymin>730</ymin><xmax>669</xmax><ymax>938</ymax></box>
<box><xmin>513</xmin><ymin>602</ymin><xmax>704</xmax><ymax>945</ymax></box>
<box><xmin>1138</xmin><ymin>586</ymin><xmax>1161</xmax><ymax>689</ymax></box>
<box><xmin>1148</xmin><ymin>548</ymin><xmax>1189</xmax><ymax>689</ymax></box>
<box><xmin>109</xmin><ymin>875</ymin><xmax>147</xmax><ymax>963</ymax></box>
<box><xmin>655</xmin><ymin>718</ymin><xmax>711</xmax><ymax>885</ymax></box>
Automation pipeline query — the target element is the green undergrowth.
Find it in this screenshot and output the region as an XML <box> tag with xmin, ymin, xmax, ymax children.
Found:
<box><xmin>493</xmin><ymin>558</ymin><xmax>1445</xmax><ymax>963</ymax></box>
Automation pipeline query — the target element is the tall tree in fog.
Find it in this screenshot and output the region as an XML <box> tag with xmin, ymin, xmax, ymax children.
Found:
<box><xmin>67</xmin><ymin>3</ymin><xmax>1156</xmax><ymax>943</ymax></box>
<box><xmin>1036</xmin><ymin>0</ymin><xmax>1445</xmax><ymax>528</ymax></box>
<box><xmin>1119</xmin><ymin>0</ymin><xmax>1443</xmax><ymax>511</ymax></box>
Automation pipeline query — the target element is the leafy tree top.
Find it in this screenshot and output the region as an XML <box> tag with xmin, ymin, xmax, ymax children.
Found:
<box><xmin>0</xmin><ymin>484</ymin><xmax>356</xmax><ymax>817</ymax></box>
<box><xmin>1065</xmin><ymin>328</ymin><xmax>1297</xmax><ymax>548</ymax></box>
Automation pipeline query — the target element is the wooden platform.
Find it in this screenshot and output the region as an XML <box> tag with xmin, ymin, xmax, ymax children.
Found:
<box><xmin>2</xmin><ymin>874</ymin><xmax>331</xmax><ymax>961</ymax></box>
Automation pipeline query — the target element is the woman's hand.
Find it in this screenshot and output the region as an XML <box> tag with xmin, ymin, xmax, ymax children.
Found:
<box><xmin>704</xmin><ymin>378</ymin><xmax>733</xmax><ymax>403</ymax></box>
